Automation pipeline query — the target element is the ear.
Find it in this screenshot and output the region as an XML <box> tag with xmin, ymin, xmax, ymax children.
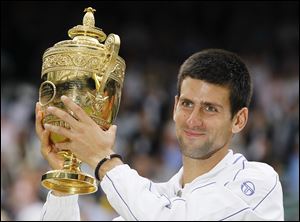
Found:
<box><xmin>173</xmin><ymin>95</ymin><xmax>179</xmax><ymax>122</ymax></box>
<box><xmin>232</xmin><ymin>107</ymin><xmax>248</xmax><ymax>134</ymax></box>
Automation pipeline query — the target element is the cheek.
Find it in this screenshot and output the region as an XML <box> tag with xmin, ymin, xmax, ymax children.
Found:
<box><xmin>213</xmin><ymin>121</ymin><xmax>232</xmax><ymax>138</ymax></box>
<box><xmin>174</xmin><ymin>111</ymin><xmax>187</xmax><ymax>124</ymax></box>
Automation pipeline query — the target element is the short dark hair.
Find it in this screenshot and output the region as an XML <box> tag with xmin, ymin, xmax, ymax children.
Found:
<box><xmin>177</xmin><ymin>49</ymin><xmax>252</xmax><ymax>118</ymax></box>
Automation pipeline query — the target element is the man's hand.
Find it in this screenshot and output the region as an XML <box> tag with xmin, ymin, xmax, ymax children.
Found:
<box><xmin>35</xmin><ymin>102</ymin><xmax>64</xmax><ymax>170</ymax></box>
<box><xmin>43</xmin><ymin>95</ymin><xmax>118</xmax><ymax>170</ymax></box>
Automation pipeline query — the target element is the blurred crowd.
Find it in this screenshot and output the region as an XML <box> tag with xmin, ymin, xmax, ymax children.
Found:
<box><xmin>1</xmin><ymin>1</ymin><xmax>299</xmax><ymax>221</ymax></box>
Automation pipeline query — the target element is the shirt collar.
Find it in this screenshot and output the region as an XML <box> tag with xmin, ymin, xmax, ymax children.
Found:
<box><xmin>171</xmin><ymin>149</ymin><xmax>235</xmax><ymax>190</ymax></box>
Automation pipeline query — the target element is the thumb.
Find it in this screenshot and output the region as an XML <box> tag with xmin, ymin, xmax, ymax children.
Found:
<box><xmin>108</xmin><ymin>124</ymin><xmax>117</xmax><ymax>135</ymax></box>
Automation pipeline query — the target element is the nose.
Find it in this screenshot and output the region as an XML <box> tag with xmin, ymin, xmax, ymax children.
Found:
<box><xmin>186</xmin><ymin>108</ymin><xmax>203</xmax><ymax>128</ymax></box>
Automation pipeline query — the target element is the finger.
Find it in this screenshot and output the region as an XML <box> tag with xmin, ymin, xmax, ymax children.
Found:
<box><xmin>35</xmin><ymin>101</ymin><xmax>41</xmax><ymax>113</ymax></box>
<box><xmin>40</xmin><ymin>129</ymin><xmax>51</xmax><ymax>158</ymax></box>
<box><xmin>39</xmin><ymin>129</ymin><xmax>64</xmax><ymax>170</ymax></box>
<box><xmin>40</xmin><ymin>130</ymin><xmax>60</xmax><ymax>153</ymax></box>
<box><xmin>35</xmin><ymin>111</ymin><xmax>44</xmax><ymax>135</ymax></box>
<box><xmin>46</xmin><ymin>106</ymin><xmax>80</xmax><ymax>129</ymax></box>
<box><xmin>61</xmin><ymin>95</ymin><xmax>94</xmax><ymax>124</ymax></box>
<box><xmin>47</xmin><ymin>152</ymin><xmax>64</xmax><ymax>170</ymax></box>
<box><xmin>35</xmin><ymin>103</ymin><xmax>44</xmax><ymax>140</ymax></box>
<box><xmin>44</xmin><ymin>123</ymin><xmax>74</xmax><ymax>140</ymax></box>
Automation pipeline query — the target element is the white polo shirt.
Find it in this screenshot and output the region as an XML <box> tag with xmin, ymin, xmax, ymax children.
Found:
<box><xmin>41</xmin><ymin>150</ymin><xmax>284</xmax><ymax>220</ymax></box>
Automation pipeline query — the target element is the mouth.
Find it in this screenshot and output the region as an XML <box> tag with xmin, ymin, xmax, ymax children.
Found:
<box><xmin>183</xmin><ymin>129</ymin><xmax>206</xmax><ymax>138</ymax></box>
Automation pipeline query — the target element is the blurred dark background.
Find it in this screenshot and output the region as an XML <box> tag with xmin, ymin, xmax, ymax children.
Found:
<box><xmin>1</xmin><ymin>1</ymin><xmax>299</xmax><ymax>221</ymax></box>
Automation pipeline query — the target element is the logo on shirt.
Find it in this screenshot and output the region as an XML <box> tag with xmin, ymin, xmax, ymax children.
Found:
<box><xmin>241</xmin><ymin>181</ymin><xmax>255</xmax><ymax>196</ymax></box>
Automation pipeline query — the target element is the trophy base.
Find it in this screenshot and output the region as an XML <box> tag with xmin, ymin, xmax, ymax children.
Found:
<box><xmin>41</xmin><ymin>169</ymin><xmax>98</xmax><ymax>195</ymax></box>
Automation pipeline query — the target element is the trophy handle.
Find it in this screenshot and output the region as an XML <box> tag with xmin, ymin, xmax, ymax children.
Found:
<box><xmin>91</xmin><ymin>73</ymin><xmax>103</xmax><ymax>91</ymax></box>
<box><xmin>98</xmin><ymin>34</ymin><xmax>120</xmax><ymax>93</ymax></box>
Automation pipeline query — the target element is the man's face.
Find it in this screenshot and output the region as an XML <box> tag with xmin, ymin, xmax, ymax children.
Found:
<box><xmin>173</xmin><ymin>77</ymin><xmax>234</xmax><ymax>159</ymax></box>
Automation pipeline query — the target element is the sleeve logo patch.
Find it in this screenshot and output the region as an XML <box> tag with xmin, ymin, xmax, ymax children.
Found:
<box><xmin>241</xmin><ymin>181</ymin><xmax>255</xmax><ymax>196</ymax></box>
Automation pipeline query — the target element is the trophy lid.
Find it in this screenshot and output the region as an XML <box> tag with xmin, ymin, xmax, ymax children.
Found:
<box><xmin>68</xmin><ymin>7</ymin><xmax>106</xmax><ymax>42</ymax></box>
<box><xmin>41</xmin><ymin>7</ymin><xmax>125</xmax><ymax>86</ymax></box>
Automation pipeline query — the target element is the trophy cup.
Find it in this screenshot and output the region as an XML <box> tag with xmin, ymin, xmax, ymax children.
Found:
<box><xmin>39</xmin><ymin>7</ymin><xmax>126</xmax><ymax>195</ymax></box>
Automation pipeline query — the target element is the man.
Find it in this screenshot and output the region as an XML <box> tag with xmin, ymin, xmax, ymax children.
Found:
<box><xmin>36</xmin><ymin>49</ymin><xmax>284</xmax><ymax>220</ymax></box>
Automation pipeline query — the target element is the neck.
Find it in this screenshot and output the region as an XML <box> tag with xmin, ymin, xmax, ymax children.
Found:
<box><xmin>181</xmin><ymin>147</ymin><xmax>228</xmax><ymax>187</ymax></box>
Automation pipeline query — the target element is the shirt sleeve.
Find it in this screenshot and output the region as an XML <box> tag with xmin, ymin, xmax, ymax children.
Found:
<box><xmin>100</xmin><ymin>164</ymin><xmax>283</xmax><ymax>221</ymax></box>
<box><xmin>40</xmin><ymin>191</ymin><xmax>80</xmax><ymax>221</ymax></box>
<box><xmin>225</xmin><ymin>164</ymin><xmax>284</xmax><ymax>220</ymax></box>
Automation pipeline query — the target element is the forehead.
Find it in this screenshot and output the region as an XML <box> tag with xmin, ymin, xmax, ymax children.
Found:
<box><xmin>180</xmin><ymin>77</ymin><xmax>230</xmax><ymax>105</ymax></box>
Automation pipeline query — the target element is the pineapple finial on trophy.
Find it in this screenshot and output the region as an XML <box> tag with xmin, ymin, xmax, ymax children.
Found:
<box><xmin>83</xmin><ymin>7</ymin><xmax>96</xmax><ymax>27</ymax></box>
<box><xmin>68</xmin><ymin>6</ymin><xmax>106</xmax><ymax>42</ymax></box>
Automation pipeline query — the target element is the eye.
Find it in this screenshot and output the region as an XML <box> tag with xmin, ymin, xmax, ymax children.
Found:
<box><xmin>204</xmin><ymin>105</ymin><xmax>217</xmax><ymax>112</ymax></box>
<box><xmin>180</xmin><ymin>100</ymin><xmax>194</xmax><ymax>108</ymax></box>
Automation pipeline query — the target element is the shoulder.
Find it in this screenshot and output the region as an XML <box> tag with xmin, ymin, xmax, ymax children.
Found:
<box><xmin>227</xmin><ymin>160</ymin><xmax>280</xmax><ymax>194</ymax></box>
<box><xmin>238</xmin><ymin>161</ymin><xmax>280</xmax><ymax>194</ymax></box>
<box><xmin>227</xmin><ymin>157</ymin><xmax>279</xmax><ymax>185</ymax></box>
<box><xmin>224</xmin><ymin>161</ymin><xmax>283</xmax><ymax>219</ymax></box>
<box><xmin>243</xmin><ymin>161</ymin><xmax>278</xmax><ymax>177</ymax></box>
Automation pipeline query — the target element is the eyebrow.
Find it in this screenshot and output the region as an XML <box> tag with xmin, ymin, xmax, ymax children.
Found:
<box><xmin>201</xmin><ymin>101</ymin><xmax>224</xmax><ymax>109</ymax></box>
<box><xmin>179</xmin><ymin>97</ymin><xmax>224</xmax><ymax>109</ymax></box>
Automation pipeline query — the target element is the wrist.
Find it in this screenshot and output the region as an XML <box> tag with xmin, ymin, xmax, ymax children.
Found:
<box><xmin>94</xmin><ymin>154</ymin><xmax>123</xmax><ymax>181</ymax></box>
<box><xmin>91</xmin><ymin>151</ymin><xmax>115</xmax><ymax>169</ymax></box>
<box><xmin>99</xmin><ymin>157</ymin><xmax>123</xmax><ymax>180</ymax></box>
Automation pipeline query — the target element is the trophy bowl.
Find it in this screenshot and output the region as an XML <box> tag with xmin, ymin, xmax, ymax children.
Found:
<box><xmin>39</xmin><ymin>7</ymin><xmax>125</xmax><ymax>195</ymax></box>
